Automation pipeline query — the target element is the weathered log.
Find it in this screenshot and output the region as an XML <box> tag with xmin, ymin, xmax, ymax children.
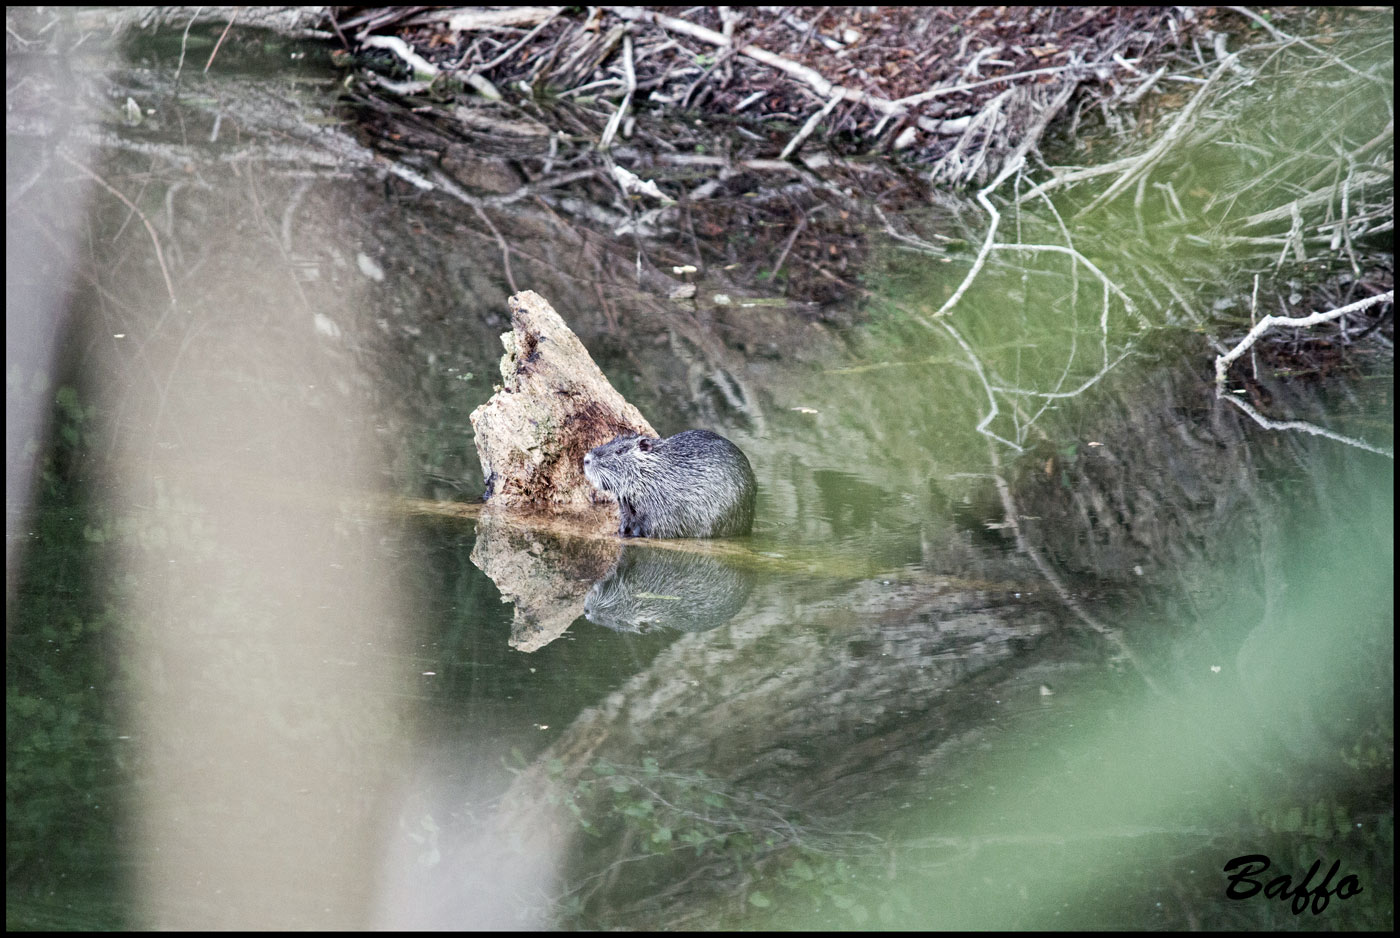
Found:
<box><xmin>468</xmin><ymin>290</ymin><xmax>654</xmax><ymax>534</ymax></box>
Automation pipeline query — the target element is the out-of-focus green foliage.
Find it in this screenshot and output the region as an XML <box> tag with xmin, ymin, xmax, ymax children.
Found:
<box><xmin>7</xmin><ymin>383</ymin><xmax>127</xmax><ymax>930</ymax></box>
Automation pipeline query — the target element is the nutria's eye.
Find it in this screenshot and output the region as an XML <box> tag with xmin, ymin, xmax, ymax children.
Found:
<box><xmin>638</xmin><ymin>438</ymin><xmax>653</xmax><ymax>453</ymax></box>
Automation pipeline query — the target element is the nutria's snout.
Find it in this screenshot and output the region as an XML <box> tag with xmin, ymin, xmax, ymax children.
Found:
<box><xmin>583</xmin><ymin>430</ymin><xmax>755</xmax><ymax>538</ymax></box>
<box><xmin>584</xmin><ymin>451</ymin><xmax>613</xmax><ymax>496</ymax></box>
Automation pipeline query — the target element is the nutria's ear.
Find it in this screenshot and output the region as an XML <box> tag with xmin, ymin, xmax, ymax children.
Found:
<box><xmin>638</xmin><ymin>437</ymin><xmax>654</xmax><ymax>453</ymax></box>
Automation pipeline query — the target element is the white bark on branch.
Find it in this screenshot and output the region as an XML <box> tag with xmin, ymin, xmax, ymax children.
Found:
<box><xmin>604</xmin><ymin>6</ymin><xmax>949</xmax><ymax>137</ymax></box>
<box><xmin>1213</xmin><ymin>290</ymin><xmax>1394</xmax><ymax>393</ymax></box>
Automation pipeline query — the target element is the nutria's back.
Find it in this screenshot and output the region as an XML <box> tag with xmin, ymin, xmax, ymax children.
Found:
<box><xmin>582</xmin><ymin>430</ymin><xmax>756</xmax><ymax>538</ymax></box>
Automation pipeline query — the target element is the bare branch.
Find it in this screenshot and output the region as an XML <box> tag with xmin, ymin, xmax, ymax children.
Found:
<box><xmin>1214</xmin><ymin>290</ymin><xmax>1394</xmax><ymax>393</ymax></box>
<box><xmin>58</xmin><ymin>149</ymin><xmax>177</xmax><ymax>305</ymax></box>
<box><xmin>779</xmin><ymin>89</ymin><xmax>843</xmax><ymax>160</ymax></box>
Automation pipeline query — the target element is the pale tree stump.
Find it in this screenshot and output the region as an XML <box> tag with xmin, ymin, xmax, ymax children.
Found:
<box><xmin>469</xmin><ymin>289</ymin><xmax>655</xmax><ymax>535</ymax></box>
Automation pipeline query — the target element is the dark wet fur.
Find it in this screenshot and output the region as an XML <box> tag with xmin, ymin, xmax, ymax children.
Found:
<box><xmin>583</xmin><ymin>430</ymin><xmax>756</xmax><ymax>538</ymax></box>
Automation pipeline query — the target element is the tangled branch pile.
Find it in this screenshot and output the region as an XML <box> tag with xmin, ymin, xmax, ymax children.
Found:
<box><xmin>343</xmin><ymin>5</ymin><xmax>1193</xmax><ymax>185</ymax></box>
<box><xmin>53</xmin><ymin>7</ymin><xmax>1388</xmax><ymax>359</ymax></box>
<box><xmin>335</xmin><ymin>8</ymin><xmax>1388</xmax><ymax>317</ymax></box>
<box><xmin>319</xmin><ymin>7</ymin><xmax>1221</xmax><ymax>311</ymax></box>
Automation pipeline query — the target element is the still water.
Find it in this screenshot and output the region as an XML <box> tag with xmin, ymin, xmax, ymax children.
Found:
<box><xmin>7</xmin><ymin>11</ymin><xmax>1392</xmax><ymax>930</ymax></box>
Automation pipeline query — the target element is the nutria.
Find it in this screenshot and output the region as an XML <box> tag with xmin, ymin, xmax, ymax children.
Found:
<box><xmin>582</xmin><ymin>430</ymin><xmax>756</xmax><ymax>538</ymax></box>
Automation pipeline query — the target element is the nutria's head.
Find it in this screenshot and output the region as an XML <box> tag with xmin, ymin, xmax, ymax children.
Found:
<box><xmin>583</xmin><ymin>434</ymin><xmax>656</xmax><ymax>496</ymax></box>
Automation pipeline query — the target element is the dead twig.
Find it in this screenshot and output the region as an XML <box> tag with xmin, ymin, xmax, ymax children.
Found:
<box><xmin>445</xmin><ymin>6</ymin><xmax>563</xmax><ymax>33</ymax></box>
<box><xmin>205</xmin><ymin>8</ymin><xmax>239</xmax><ymax>74</ymax></box>
<box><xmin>456</xmin><ymin>7</ymin><xmax>563</xmax><ymax>72</ymax></box>
<box><xmin>892</xmin><ymin>61</ymin><xmax>1092</xmax><ymax>108</ymax></box>
<box><xmin>769</xmin><ymin>213</ymin><xmax>810</xmax><ymax>281</ymax></box>
<box><xmin>599</xmin><ymin>33</ymin><xmax>636</xmax><ymax>151</ymax></box>
<box><xmin>779</xmin><ymin>89</ymin><xmax>844</xmax><ymax>160</ymax></box>
<box><xmin>58</xmin><ymin>149</ymin><xmax>177</xmax><ymax>305</ymax></box>
<box><xmin>604</xmin><ymin>5</ymin><xmax>942</xmax><ymax>136</ymax></box>
<box><xmin>1214</xmin><ymin>290</ymin><xmax>1393</xmax><ymax>394</ymax></box>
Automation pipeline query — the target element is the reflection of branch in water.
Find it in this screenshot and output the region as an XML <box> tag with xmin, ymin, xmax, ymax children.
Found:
<box><xmin>983</xmin><ymin>246</ymin><xmax>1137</xmax><ymax>441</ymax></box>
<box><xmin>556</xmin><ymin>762</ymin><xmax>885</xmax><ymax>921</ymax></box>
<box><xmin>873</xmin><ymin>174</ymin><xmax>1139</xmax><ymax>449</ymax></box>
<box><xmin>992</xmin><ymin>346</ymin><xmax>1136</xmax><ymax>404</ymax></box>
<box><xmin>927</xmin><ymin>80</ymin><xmax>1091</xmax><ymax>321</ymax></box>
<box><xmin>992</xmin><ymin>242</ymin><xmax>1144</xmax><ymax>328</ymax></box>
<box><xmin>1220</xmin><ymin>393</ymin><xmax>1394</xmax><ymax>460</ymax></box>
<box><xmin>1015</xmin><ymin>50</ymin><xmax>1244</xmax><ymax>213</ymax></box>
<box><xmin>908</xmin><ymin>235</ymin><xmax>1139</xmax><ymax>449</ymax></box>
<box><xmin>58</xmin><ymin>150</ymin><xmax>177</xmax><ymax>305</ymax></box>
<box><xmin>1226</xmin><ymin>5</ymin><xmax>1381</xmax><ymax>83</ymax></box>
<box><xmin>1233</xmin><ymin>170</ymin><xmax>1391</xmax><ymax>231</ymax></box>
<box><xmin>927</xmin><ymin>156</ymin><xmax>1027</xmax><ymax>321</ymax></box>
<box><xmin>986</xmin><ymin>441</ymin><xmax>1165</xmax><ymax>696</ymax></box>
<box><xmin>920</xmin><ymin>317</ymin><xmax>1023</xmax><ymax>453</ymax></box>
<box><xmin>1078</xmin><ymin>52</ymin><xmax>1242</xmax><ymax>217</ymax></box>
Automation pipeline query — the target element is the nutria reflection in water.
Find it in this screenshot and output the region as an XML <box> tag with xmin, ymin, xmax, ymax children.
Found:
<box><xmin>584</xmin><ymin>546</ymin><xmax>754</xmax><ymax>634</ymax></box>
<box><xmin>582</xmin><ymin>430</ymin><xmax>756</xmax><ymax>538</ymax></box>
